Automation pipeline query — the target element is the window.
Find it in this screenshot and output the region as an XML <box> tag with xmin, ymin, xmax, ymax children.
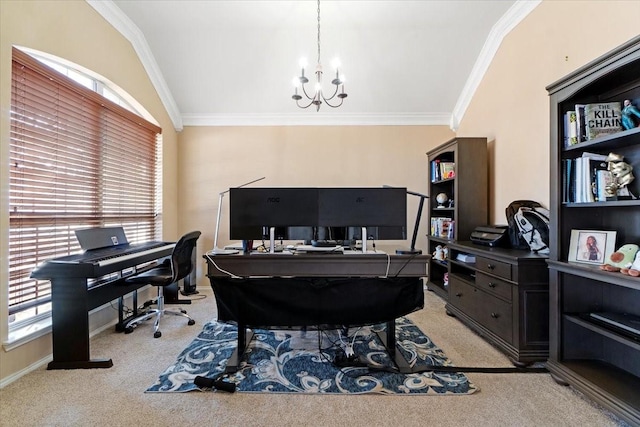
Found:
<box><xmin>9</xmin><ymin>47</ymin><xmax>162</xmax><ymax>328</ymax></box>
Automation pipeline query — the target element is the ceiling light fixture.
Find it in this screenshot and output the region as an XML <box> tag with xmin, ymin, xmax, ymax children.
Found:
<box><xmin>292</xmin><ymin>0</ymin><xmax>347</xmax><ymax>111</ymax></box>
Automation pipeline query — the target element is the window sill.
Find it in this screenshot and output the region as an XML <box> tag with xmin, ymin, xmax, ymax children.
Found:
<box><xmin>3</xmin><ymin>317</ymin><xmax>52</xmax><ymax>351</ymax></box>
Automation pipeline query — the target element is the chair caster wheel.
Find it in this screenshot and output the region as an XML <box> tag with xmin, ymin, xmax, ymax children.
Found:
<box><xmin>154</xmin><ymin>331</ymin><xmax>162</xmax><ymax>338</ymax></box>
<box><xmin>180</xmin><ymin>309</ymin><xmax>187</xmax><ymax>314</ymax></box>
<box><xmin>124</xmin><ymin>326</ymin><xmax>135</xmax><ymax>334</ymax></box>
<box><xmin>188</xmin><ymin>319</ymin><xmax>195</xmax><ymax>326</ymax></box>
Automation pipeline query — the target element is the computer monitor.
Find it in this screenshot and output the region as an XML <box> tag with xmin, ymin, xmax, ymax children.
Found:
<box><xmin>229</xmin><ymin>187</ymin><xmax>407</xmax><ymax>242</ymax></box>
<box><xmin>229</xmin><ymin>187</ymin><xmax>318</xmax><ymax>240</ymax></box>
<box><xmin>318</xmin><ymin>187</ymin><xmax>407</xmax><ymax>228</ymax></box>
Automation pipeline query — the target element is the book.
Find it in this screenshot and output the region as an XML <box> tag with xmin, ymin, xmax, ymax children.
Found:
<box><xmin>440</xmin><ymin>162</ymin><xmax>455</xmax><ymax>179</ymax></box>
<box><xmin>575</xmin><ymin>104</ymin><xmax>587</xmax><ymax>143</ymax></box>
<box><xmin>582</xmin><ymin>152</ymin><xmax>608</xmax><ymax>202</ymax></box>
<box><xmin>430</xmin><ymin>217</ymin><xmax>452</xmax><ymax>238</ymax></box>
<box><xmin>583</xmin><ymin>157</ymin><xmax>594</xmax><ymax>202</ymax></box>
<box><xmin>564</xmin><ymin>111</ymin><xmax>579</xmax><ymax>147</ymax></box>
<box><xmin>567</xmin><ymin>158</ymin><xmax>575</xmax><ymax>203</ymax></box>
<box><xmin>562</xmin><ymin>158</ymin><xmax>573</xmax><ymax>203</ymax></box>
<box><xmin>432</xmin><ymin>160</ymin><xmax>441</xmax><ymax>182</ymax></box>
<box><xmin>584</xmin><ymin>102</ymin><xmax>622</xmax><ymax>140</ymax></box>
<box><xmin>575</xmin><ymin>157</ymin><xmax>583</xmax><ymax>202</ymax></box>
<box><xmin>456</xmin><ymin>253</ymin><xmax>476</xmax><ymax>263</ymax></box>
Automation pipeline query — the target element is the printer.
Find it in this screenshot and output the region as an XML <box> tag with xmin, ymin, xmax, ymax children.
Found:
<box><xmin>470</xmin><ymin>225</ymin><xmax>509</xmax><ymax>247</ymax></box>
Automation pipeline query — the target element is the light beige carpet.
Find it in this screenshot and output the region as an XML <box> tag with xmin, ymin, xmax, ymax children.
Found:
<box><xmin>0</xmin><ymin>286</ymin><xmax>628</xmax><ymax>427</ymax></box>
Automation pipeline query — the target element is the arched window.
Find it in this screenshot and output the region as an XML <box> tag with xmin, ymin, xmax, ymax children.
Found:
<box><xmin>8</xmin><ymin>47</ymin><xmax>162</xmax><ymax>333</ymax></box>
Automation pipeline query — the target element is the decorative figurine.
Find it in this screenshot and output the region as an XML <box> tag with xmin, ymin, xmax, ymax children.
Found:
<box><xmin>605</xmin><ymin>152</ymin><xmax>635</xmax><ymax>199</ymax></box>
<box><xmin>620</xmin><ymin>250</ymin><xmax>640</xmax><ymax>277</ymax></box>
<box><xmin>433</xmin><ymin>245</ymin><xmax>444</xmax><ymax>260</ymax></box>
<box><xmin>621</xmin><ymin>99</ymin><xmax>640</xmax><ymax>130</ymax></box>
<box><xmin>433</xmin><ymin>245</ymin><xmax>448</xmax><ymax>261</ymax></box>
<box><xmin>600</xmin><ymin>243</ymin><xmax>639</xmax><ymax>272</ymax></box>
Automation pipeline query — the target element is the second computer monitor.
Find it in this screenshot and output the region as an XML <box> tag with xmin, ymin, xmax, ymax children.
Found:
<box><xmin>318</xmin><ymin>187</ymin><xmax>407</xmax><ymax>228</ymax></box>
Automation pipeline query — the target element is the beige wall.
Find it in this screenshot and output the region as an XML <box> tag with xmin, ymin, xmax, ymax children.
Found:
<box><xmin>457</xmin><ymin>0</ymin><xmax>640</xmax><ymax>224</ymax></box>
<box><xmin>178</xmin><ymin>125</ymin><xmax>454</xmax><ymax>283</ymax></box>
<box><xmin>0</xmin><ymin>1</ymin><xmax>179</xmax><ymax>381</ymax></box>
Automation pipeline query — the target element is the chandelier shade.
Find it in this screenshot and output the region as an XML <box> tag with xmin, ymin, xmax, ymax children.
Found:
<box><xmin>292</xmin><ymin>0</ymin><xmax>347</xmax><ymax>111</ymax></box>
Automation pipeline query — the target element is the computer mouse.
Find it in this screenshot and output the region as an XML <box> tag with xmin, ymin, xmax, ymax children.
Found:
<box><xmin>286</xmin><ymin>244</ymin><xmax>295</xmax><ymax>250</ymax></box>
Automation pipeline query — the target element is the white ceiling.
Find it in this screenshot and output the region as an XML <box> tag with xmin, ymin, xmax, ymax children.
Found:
<box><xmin>89</xmin><ymin>0</ymin><xmax>539</xmax><ymax>130</ymax></box>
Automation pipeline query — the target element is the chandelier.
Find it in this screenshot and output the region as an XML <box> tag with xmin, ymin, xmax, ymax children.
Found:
<box><xmin>292</xmin><ymin>0</ymin><xmax>347</xmax><ymax>111</ymax></box>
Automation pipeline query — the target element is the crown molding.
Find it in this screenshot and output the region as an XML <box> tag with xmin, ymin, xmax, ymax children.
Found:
<box><xmin>450</xmin><ymin>0</ymin><xmax>541</xmax><ymax>131</ymax></box>
<box><xmin>181</xmin><ymin>112</ymin><xmax>451</xmax><ymax>127</ymax></box>
<box><xmin>86</xmin><ymin>0</ymin><xmax>184</xmax><ymax>131</ymax></box>
<box><xmin>89</xmin><ymin>0</ymin><xmax>538</xmax><ymax>132</ymax></box>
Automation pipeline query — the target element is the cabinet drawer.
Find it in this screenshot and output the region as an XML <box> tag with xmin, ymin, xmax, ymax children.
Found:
<box><xmin>475</xmin><ymin>272</ymin><xmax>512</xmax><ymax>302</ymax></box>
<box><xmin>476</xmin><ymin>256</ymin><xmax>511</xmax><ymax>280</ymax></box>
<box><xmin>449</xmin><ymin>276</ymin><xmax>513</xmax><ymax>343</ymax></box>
<box><xmin>449</xmin><ymin>276</ymin><xmax>478</xmax><ymax>317</ymax></box>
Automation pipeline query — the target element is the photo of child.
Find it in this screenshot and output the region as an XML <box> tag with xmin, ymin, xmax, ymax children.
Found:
<box><xmin>582</xmin><ymin>234</ymin><xmax>602</xmax><ymax>262</ymax></box>
<box><xmin>576</xmin><ymin>231</ymin><xmax>606</xmax><ymax>263</ymax></box>
<box><xmin>568</xmin><ymin>229</ymin><xmax>617</xmax><ymax>266</ymax></box>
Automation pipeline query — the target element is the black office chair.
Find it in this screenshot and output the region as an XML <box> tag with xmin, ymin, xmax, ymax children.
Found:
<box><xmin>124</xmin><ymin>231</ymin><xmax>201</xmax><ymax>338</ymax></box>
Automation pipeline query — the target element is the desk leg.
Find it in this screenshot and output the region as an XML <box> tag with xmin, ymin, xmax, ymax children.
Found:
<box><xmin>47</xmin><ymin>277</ymin><xmax>113</xmax><ymax>370</ymax></box>
<box><xmin>374</xmin><ymin>320</ymin><xmax>412</xmax><ymax>374</ymax></box>
<box><xmin>225</xmin><ymin>324</ymin><xmax>253</xmax><ymax>373</ymax></box>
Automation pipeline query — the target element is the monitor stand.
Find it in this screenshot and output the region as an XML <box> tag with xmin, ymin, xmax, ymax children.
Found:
<box><xmin>269</xmin><ymin>227</ymin><xmax>276</xmax><ymax>254</ymax></box>
<box><xmin>361</xmin><ymin>227</ymin><xmax>368</xmax><ymax>253</ymax></box>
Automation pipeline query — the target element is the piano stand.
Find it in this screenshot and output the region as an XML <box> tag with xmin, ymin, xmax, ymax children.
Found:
<box><xmin>30</xmin><ymin>241</ymin><xmax>176</xmax><ymax>369</ymax></box>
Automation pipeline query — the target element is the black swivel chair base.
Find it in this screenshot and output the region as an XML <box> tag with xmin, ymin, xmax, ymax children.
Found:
<box><xmin>124</xmin><ymin>287</ymin><xmax>195</xmax><ymax>338</ymax></box>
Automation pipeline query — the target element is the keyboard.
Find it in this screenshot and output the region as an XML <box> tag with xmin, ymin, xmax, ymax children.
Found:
<box><xmin>94</xmin><ymin>242</ymin><xmax>175</xmax><ymax>267</ymax></box>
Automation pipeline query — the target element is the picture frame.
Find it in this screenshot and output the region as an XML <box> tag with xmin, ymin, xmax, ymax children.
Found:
<box><xmin>568</xmin><ymin>229</ymin><xmax>617</xmax><ymax>265</ymax></box>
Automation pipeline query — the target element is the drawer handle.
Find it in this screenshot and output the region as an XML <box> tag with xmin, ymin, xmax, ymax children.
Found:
<box><xmin>455</xmin><ymin>292</ymin><xmax>462</xmax><ymax>297</ymax></box>
<box><xmin>488</xmin><ymin>282</ymin><xmax>496</xmax><ymax>288</ymax></box>
<box><xmin>487</xmin><ymin>264</ymin><xmax>495</xmax><ymax>270</ymax></box>
<box><xmin>490</xmin><ymin>312</ymin><xmax>500</xmax><ymax>319</ymax></box>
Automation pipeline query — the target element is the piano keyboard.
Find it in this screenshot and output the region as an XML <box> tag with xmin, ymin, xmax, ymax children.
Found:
<box><xmin>96</xmin><ymin>243</ymin><xmax>175</xmax><ymax>266</ymax></box>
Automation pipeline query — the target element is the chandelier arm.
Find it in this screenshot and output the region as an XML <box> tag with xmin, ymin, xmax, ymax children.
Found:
<box><xmin>296</xmin><ymin>97</ymin><xmax>318</xmax><ymax>109</ymax></box>
<box><xmin>321</xmin><ymin>84</ymin><xmax>340</xmax><ymax>102</ymax></box>
<box><xmin>322</xmin><ymin>97</ymin><xmax>345</xmax><ymax>108</ymax></box>
<box><xmin>300</xmin><ymin>83</ymin><xmax>316</xmax><ymax>101</ymax></box>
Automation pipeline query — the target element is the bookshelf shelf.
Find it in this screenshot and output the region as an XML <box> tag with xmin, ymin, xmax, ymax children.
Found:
<box><xmin>546</xmin><ymin>35</ymin><xmax>640</xmax><ymax>425</ymax></box>
<box><xmin>425</xmin><ymin>137</ymin><xmax>488</xmax><ymax>301</ymax></box>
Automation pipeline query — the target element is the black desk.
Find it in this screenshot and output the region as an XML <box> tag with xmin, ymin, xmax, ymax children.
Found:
<box><xmin>204</xmin><ymin>249</ymin><xmax>428</xmax><ymax>373</ymax></box>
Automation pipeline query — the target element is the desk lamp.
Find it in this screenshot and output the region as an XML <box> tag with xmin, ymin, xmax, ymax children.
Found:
<box><xmin>211</xmin><ymin>176</ymin><xmax>265</xmax><ymax>255</ymax></box>
<box><xmin>384</xmin><ymin>185</ymin><xmax>428</xmax><ymax>255</ymax></box>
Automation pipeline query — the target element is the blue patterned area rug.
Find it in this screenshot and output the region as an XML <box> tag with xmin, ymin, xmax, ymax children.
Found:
<box><xmin>147</xmin><ymin>317</ymin><xmax>478</xmax><ymax>395</ymax></box>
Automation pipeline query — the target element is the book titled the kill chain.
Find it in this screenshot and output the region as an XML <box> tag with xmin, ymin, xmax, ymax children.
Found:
<box><xmin>585</xmin><ymin>102</ymin><xmax>622</xmax><ymax>140</ymax></box>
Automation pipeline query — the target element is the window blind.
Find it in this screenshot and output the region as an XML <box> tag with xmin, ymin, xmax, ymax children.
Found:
<box><xmin>9</xmin><ymin>47</ymin><xmax>162</xmax><ymax>317</ymax></box>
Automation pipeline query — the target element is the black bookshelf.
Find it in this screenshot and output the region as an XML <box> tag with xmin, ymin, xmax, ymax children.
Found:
<box><xmin>425</xmin><ymin>137</ymin><xmax>488</xmax><ymax>301</ymax></box>
<box><xmin>546</xmin><ymin>35</ymin><xmax>640</xmax><ymax>425</ymax></box>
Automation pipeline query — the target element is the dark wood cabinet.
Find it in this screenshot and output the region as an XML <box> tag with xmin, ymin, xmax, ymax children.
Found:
<box><xmin>546</xmin><ymin>36</ymin><xmax>640</xmax><ymax>425</ymax></box>
<box><xmin>446</xmin><ymin>241</ymin><xmax>549</xmax><ymax>365</ymax></box>
<box><xmin>425</xmin><ymin>137</ymin><xmax>488</xmax><ymax>301</ymax></box>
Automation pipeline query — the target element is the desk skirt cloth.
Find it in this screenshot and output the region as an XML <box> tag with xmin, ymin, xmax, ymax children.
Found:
<box><xmin>207</xmin><ymin>276</ymin><xmax>424</xmax><ymax>328</ymax></box>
